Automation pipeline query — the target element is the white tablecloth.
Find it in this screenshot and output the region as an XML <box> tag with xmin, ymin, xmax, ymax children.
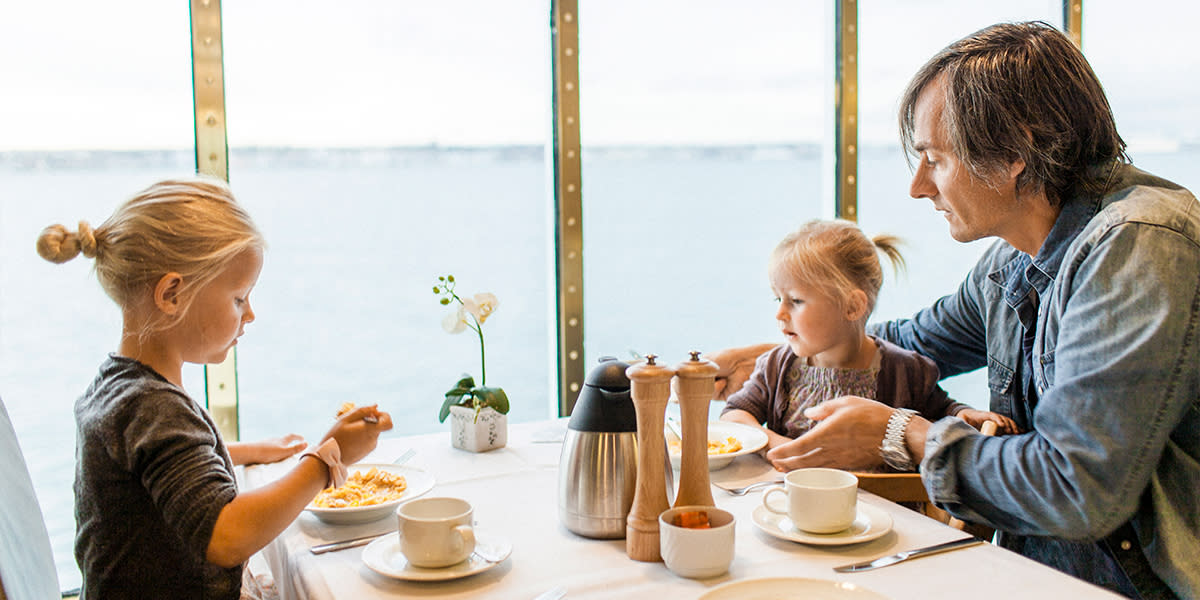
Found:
<box><xmin>243</xmin><ymin>419</ymin><xmax>1123</xmax><ymax>600</ymax></box>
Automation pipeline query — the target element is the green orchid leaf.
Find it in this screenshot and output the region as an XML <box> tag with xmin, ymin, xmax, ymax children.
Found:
<box><xmin>452</xmin><ymin>374</ymin><xmax>476</xmax><ymax>391</ymax></box>
<box><xmin>472</xmin><ymin>386</ymin><xmax>510</xmax><ymax>415</ymax></box>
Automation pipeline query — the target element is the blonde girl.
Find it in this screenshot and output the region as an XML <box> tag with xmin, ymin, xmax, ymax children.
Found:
<box><xmin>720</xmin><ymin>219</ymin><xmax>1013</xmax><ymax>461</ymax></box>
<box><xmin>38</xmin><ymin>177</ymin><xmax>392</xmax><ymax>599</ymax></box>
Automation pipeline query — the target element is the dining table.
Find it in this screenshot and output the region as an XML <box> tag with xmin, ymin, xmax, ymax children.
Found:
<box><xmin>241</xmin><ymin>417</ymin><xmax>1125</xmax><ymax>600</ymax></box>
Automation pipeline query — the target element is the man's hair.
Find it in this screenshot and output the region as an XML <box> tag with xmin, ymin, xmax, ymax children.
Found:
<box><xmin>899</xmin><ymin>21</ymin><xmax>1128</xmax><ymax>205</ymax></box>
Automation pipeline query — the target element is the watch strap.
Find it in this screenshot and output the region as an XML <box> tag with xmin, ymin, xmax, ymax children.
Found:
<box><xmin>881</xmin><ymin>408</ymin><xmax>918</xmax><ymax>471</ymax></box>
<box><xmin>301</xmin><ymin>438</ymin><xmax>347</xmax><ymax>488</ymax></box>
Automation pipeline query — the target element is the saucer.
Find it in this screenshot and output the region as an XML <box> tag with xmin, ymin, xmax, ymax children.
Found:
<box><xmin>752</xmin><ymin>503</ymin><xmax>892</xmax><ymax>546</ymax></box>
<box><xmin>361</xmin><ymin>530</ymin><xmax>511</xmax><ymax>581</ymax></box>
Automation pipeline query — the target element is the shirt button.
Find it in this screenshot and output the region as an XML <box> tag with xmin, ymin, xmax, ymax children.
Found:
<box><xmin>1120</xmin><ymin>540</ymin><xmax>1132</xmax><ymax>551</ymax></box>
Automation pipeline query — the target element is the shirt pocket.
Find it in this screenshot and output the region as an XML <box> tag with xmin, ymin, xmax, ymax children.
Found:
<box><xmin>987</xmin><ymin>355</ymin><xmax>1016</xmax><ymax>415</ymax></box>
<box><xmin>1036</xmin><ymin>348</ymin><xmax>1056</xmax><ymax>393</ymax></box>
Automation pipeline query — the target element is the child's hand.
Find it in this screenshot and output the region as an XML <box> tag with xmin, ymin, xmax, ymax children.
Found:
<box><xmin>228</xmin><ymin>434</ymin><xmax>307</xmax><ymax>466</ymax></box>
<box><xmin>323</xmin><ymin>404</ymin><xmax>394</xmax><ymax>465</ymax></box>
<box><xmin>956</xmin><ymin>409</ymin><xmax>1020</xmax><ymax>435</ymax></box>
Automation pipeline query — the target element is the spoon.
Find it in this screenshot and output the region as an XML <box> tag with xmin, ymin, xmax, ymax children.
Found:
<box><xmin>713</xmin><ymin>479</ymin><xmax>783</xmax><ymax>496</ymax></box>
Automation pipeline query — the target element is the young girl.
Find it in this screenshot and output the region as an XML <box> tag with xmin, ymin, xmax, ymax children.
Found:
<box><xmin>720</xmin><ymin>220</ymin><xmax>1014</xmax><ymax>461</ymax></box>
<box><xmin>37</xmin><ymin>177</ymin><xmax>392</xmax><ymax>599</ymax></box>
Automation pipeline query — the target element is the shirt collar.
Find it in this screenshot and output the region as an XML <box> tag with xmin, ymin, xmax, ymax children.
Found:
<box><xmin>986</xmin><ymin>189</ymin><xmax>1102</xmax><ymax>308</ymax></box>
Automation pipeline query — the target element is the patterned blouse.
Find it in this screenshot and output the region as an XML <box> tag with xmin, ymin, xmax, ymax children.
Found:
<box><xmin>780</xmin><ymin>349</ymin><xmax>881</xmax><ymax>437</ymax></box>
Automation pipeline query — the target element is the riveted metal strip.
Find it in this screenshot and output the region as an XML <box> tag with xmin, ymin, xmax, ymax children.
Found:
<box><xmin>835</xmin><ymin>0</ymin><xmax>859</xmax><ymax>221</ymax></box>
<box><xmin>190</xmin><ymin>0</ymin><xmax>239</xmax><ymax>440</ymax></box>
<box><xmin>1063</xmin><ymin>0</ymin><xmax>1083</xmax><ymax>48</ymax></box>
<box><xmin>551</xmin><ymin>0</ymin><xmax>585</xmax><ymax>416</ymax></box>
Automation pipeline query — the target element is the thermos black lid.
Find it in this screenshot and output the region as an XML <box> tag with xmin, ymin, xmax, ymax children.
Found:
<box><xmin>569</xmin><ymin>356</ymin><xmax>638</xmax><ymax>432</ymax></box>
<box><xmin>584</xmin><ymin>356</ymin><xmax>632</xmax><ymax>390</ymax></box>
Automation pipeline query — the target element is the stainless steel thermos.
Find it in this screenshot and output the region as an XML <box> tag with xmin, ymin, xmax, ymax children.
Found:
<box><xmin>559</xmin><ymin>356</ymin><xmax>674</xmax><ymax>538</ymax></box>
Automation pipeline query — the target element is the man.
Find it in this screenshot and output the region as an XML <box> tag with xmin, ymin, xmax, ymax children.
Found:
<box><xmin>713</xmin><ymin>22</ymin><xmax>1198</xmax><ymax>599</ymax></box>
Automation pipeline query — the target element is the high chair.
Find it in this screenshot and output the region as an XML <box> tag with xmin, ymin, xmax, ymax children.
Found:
<box><xmin>0</xmin><ymin>397</ymin><xmax>61</xmax><ymax>600</ymax></box>
<box><xmin>853</xmin><ymin>420</ymin><xmax>998</xmax><ymax>541</ymax></box>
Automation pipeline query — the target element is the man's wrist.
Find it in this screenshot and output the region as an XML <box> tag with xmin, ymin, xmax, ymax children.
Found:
<box><xmin>905</xmin><ymin>415</ymin><xmax>931</xmax><ymax>466</ymax></box>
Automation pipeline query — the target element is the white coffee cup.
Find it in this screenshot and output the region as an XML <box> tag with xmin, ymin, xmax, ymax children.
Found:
<box><xmin>762</xmin><ymin>468</ymin><xmax>858</xmax><ymax>533</ymax></box>
<box><xmin>659</xmin><ymin>506</ymin><xmax>736</xmax><ymax>579</ymax></box>
<box><xmin>396</xmin><ymin>496</ymin><xmax>476</xmax><ymax>568</ymax></box>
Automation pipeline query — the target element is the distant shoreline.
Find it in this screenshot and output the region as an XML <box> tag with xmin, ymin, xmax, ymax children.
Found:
<box><xmin>0</xmin><ymin>143</ymin><xmax>828</xmax><ymax>171</ymax></box>
<box><xmin>3</xmin><ymin>142</ymin><xmax>1195</xmax><ymax>171</ymax></box>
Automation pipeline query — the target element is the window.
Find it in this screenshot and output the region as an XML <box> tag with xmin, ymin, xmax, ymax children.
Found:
<box><xmin>0</xmin><ymin>2</ymin><xmax>194</xmax><ymax>589</ymax></box>
<box><xmin>218</xmin><ymin>1</ymin><xmax>554</xmax><ymax>442</ymax></box>
<box><xmin>857</xmin><ymin>0</ymin><xmax>1059</xmax><ymax>407</ymax></box>
<box><xmin>578</xmin><ymin>1</ymin><xmax>825</xmax><ymax>368</ymax></box>
<box><xmin>1085</xmin><ymin>0</ymin><xmax>1199</xmax><ymax>194</ymax></box>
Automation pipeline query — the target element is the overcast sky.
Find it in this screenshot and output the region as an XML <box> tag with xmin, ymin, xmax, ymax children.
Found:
<box><xmin>1</xmin><ymin>0</ymin><xmax>1196</xmax><ymax>151</ymax></box>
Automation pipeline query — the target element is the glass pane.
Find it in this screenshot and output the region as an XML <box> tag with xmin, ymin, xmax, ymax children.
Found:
<box><xmin>857</xmin><ymin>1</ymin><xmax>1059</xmax><ymax>407</ymax></box>
<box><xmin>0</xmin><ymin>2</ymin><xmax>194</xmax><ymax>589</ymax></box>
<box><xmin>1085</xmin><ymin>0</ymin><xmax>1200</xmax><ymax>194</ymax></box>
<box><xmin>579</xmin><ymin>1</ymin><xmax>825</xmax><ymax>370</ymax></box>
<box><xmin>218</xmin><ymin>1</ymin><xmax>552</xmax><ymax>444</ymax></box>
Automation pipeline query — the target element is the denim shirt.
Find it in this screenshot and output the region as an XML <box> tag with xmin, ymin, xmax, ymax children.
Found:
<box><xmin>870</xmin><ymin>164</ymin><xmax>1200</xmax><ymax>599</ymax></box>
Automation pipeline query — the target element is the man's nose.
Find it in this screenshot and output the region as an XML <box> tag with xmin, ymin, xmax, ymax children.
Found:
<box><xmin>910</xmin><ymin>162</ymin><xmax>935</xmax><ymax>199</ymax></box>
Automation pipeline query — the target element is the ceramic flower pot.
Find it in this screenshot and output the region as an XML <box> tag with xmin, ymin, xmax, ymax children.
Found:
<box><xmin>448</xmin><ymin>405</ymin><xmax>507</xmax><ymax>452</ymax></box>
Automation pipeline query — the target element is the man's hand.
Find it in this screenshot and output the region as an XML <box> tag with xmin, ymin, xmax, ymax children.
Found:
<box><xmin>705</xmin><ymin>343</ymin><xmax>775</xmax><ymax>401</ymax></box>
<box><xmin>764</xmin><ymin>396</ymin><xmax>895</xmax><ymax>472</ymax></box>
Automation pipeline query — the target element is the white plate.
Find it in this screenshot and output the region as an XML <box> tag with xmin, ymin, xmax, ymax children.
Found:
<box><xmin>699</xmin><ymin>577</ymin><xmax>891</xmax><ymax>600</ymax></box>
<box><xmin>667</xmin><ymin>421</ymin><xmax>769</xmax><ymax>470</ymax></box>
<box><xmin>361</xmin><ymin>530</ymin><xmax>511</xmax><ymax>581</ymax></box>
<box><xmin>752</xmin><ymin>503</ymin><xmax>892</xmax><ymax>546</ymax></box>
<box><xmin>305</xmin><ymin>464</ymin><xmax>435</xmax><ymax>525</ymax></box>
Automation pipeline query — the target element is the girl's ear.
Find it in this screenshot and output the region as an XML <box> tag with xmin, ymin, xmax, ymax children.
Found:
<box><xmin>844</xmin><ymin>289</ymin><xmax>870</xmax><ymax>322</ymax></box>
<box><xmin>153</xmin><ymin>273</ymin><xmax>185</xmax><ymax>315</ymax></box>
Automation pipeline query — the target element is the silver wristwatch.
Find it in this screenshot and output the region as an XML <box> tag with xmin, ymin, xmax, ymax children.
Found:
<box><xmin>880</xmin><ymin>408</ymin><xmax>919</xmax><ymax>471</ymax></box>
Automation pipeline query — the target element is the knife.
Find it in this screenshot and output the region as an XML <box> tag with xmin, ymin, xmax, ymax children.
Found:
<box><xmin>832</xmin><ymin>536</ymin><xmax>984</xmax><ymax>572</ymax></box>
<box><xmin>310</xmin><ymin>532</ymin><xmax>387</xmax><ymax>555</ymax></box>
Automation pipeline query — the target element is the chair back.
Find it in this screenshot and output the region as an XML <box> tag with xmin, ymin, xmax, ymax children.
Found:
<box><xmin>853</xmin><ymin>420</ymin><xmax>999</xmax><ymax>541</ymax></box>
<box><xmin>0</xmin><ymin>397</ymin><xmax>61</xmax><ymax>600</ymax></box>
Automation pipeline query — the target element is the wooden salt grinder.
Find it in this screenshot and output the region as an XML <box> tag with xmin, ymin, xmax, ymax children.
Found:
<box><xmin>625</xmin><ymin>354</ymin><xmax>675</xmax><ymax>562</ymax></box>
<box><xmin>672</xmin><ymin>351</ymin><xmax>718</xmax><ymax>508</ymax></box>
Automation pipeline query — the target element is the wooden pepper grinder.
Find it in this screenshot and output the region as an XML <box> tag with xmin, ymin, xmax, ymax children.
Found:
<box><xmin>625</xmin><ymin>354</ymin><xmax>675</xmax><ymax>562</ymax></box>
<box><xmin>672</xmin><ymin>350</ymin><xmax>718</xmax><ymax>508</ymax></box>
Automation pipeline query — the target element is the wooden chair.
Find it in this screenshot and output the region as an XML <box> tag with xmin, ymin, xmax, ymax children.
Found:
<box><xmin>0</xmin><ymin>396</ymin><xmax>61</xmax><ymax>600</ymax></box>
<box><xmin>854</xmin><ymin>420</ymin><xmax>998</xmax><ymax>541</ymax></box>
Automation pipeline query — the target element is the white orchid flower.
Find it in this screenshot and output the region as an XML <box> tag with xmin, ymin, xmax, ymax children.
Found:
<box><xmin>463</xmin><ymin>293</ymin><xmax>499</xmax><ymax>324</ymax></box>
<box><xmin>441</xmin><ymin>306</ymin><xmax>469</xmax><ymax>334</ymax></box>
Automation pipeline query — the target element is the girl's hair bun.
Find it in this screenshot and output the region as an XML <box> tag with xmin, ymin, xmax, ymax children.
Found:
<box><xmin>36</xmin><ymin>221</ymin><xmax>96</xmax><ymax>264</ymax></box>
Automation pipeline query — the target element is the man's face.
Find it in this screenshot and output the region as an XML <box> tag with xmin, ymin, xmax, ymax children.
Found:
<box><xmin>908</xmin><ymin>75</ymin><xmax>1023</xmax><ymax>244</ymax></box>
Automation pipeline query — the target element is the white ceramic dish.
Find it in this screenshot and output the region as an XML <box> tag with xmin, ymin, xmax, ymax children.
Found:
<box><xmin>361</xmin><ymin>530</ymin><xmax>511</xmax><ymax>581</ymax></box>
<box><xmin>699</xmin><ymin>577</ymin><xmax>891</xmax><ymax>599</ymax></box>
<box><xmin>667</xmin><ymin>421</ymin><xmax>769</xmax><ymax>470</ymax></box>
<box><xmin>751</xmin><ymin>503</ymin><xmax>893</xmax><ymax>546</ymax></box>
<box><xmin>305</xmin><ymin>464</ymin><xmax>435</xmax><ymax>525</ymax></box>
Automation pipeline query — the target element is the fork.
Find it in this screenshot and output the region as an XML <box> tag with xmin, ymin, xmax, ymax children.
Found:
<box><xmin>393</xmin><ymin>448</ymin><xmax>416</xmax><ymax>466</ymax></box>
<box><xmin>713</xmin><ymin>479</ymin><xmax>783</xmax><ymax>496</ymax></box>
